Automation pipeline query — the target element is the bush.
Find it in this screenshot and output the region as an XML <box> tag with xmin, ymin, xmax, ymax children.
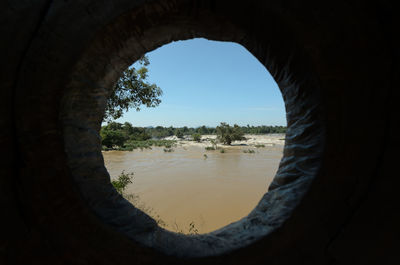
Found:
<box><xmin>216</xmin><ymin>122</ymin><xmax>245</xmax><ymax>145</ymax></box>
<box><xmin>192</xmin><ymin>133</ymin><xmax>201</xmax><ymax>142</ymax></box>
<box><xmin>100</xmin><ymin>128</ymin><xmax>126</xmax><ymax>148</ymax></box>
<box><xmin>111</xmin><ymin>170</ymin><xmax>134</xmax><ymax>195</ymax></box>
<box><xmin>175</xmin><ymin>130</ymin><xmax>184</xmax><ymax>139</ymax></box>
<box><xmin>220</xmin><ymin>148</ymin><xmax>225</xmax><ymax>153</ymax></box>
<box><xmin>255</xmin><ymin>144</ymin><xmax>265</xmax><ymax>148</ymax></box>
<box><xmin>123</xmin><ymin>140</ymin><xmax>176</xmax><ymax>150</ymax></box>
<box><xmin>205</xmin><ymin>146</ymin><xmax>216</xmax><ymax>151</ymax></box>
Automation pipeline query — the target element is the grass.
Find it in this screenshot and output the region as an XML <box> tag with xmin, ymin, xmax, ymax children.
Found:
<box><xmin>219</xmin><ymin>148</ymin><xmax>225</xmax><ymax>153</ymax></box>
<box><xmin>243</xmin><ymin>149</ymin><xmax>255</xmax><ymax>153</ymax></box>
<box><xmin>205</xmin><ymin>146</ymin><xmax>216</xmax><ymax>151</ymax></box>
<box><xmin>255</xmin><ymin>144</ymin><xmax>265</xmax><ymax>148</ymax></box>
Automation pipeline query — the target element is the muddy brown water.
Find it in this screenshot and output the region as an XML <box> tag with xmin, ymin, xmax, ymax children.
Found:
<box><xmin>103</xmin><ymin>144</ymin><xmax>283</xmax><ymax>234</ymax></box>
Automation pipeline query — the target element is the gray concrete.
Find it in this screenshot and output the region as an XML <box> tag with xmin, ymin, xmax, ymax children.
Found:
<box><xmin>1</xmin><ymin>0</ymin><xmax>398</xmax><ymax>264</ymax></box>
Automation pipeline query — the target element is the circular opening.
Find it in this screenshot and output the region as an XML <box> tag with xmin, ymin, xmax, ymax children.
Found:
<box><xmin>59</xmin><ymin>1</ymin><xmax>325</xmax><ymax>258</ymax></box>
<box><xmin>102</xmin><ymin>38</ymin><xmax>287</xmax><ymax>234</ymax></box>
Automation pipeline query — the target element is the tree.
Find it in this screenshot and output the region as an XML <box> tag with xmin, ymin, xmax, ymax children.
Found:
<box><xmin>122</xmin><ymin>122</ymin><xmax>151</xmax><ymax>141</ymax></box>
<box><xmin>192</xmin><ymin>133</ymin><xmax>201</xmax><ymax>142</ymax></box>
<box><xmin>100</xmin><ymin>125</ymin><xmax>126</xmax><ymax>148</ymax></box>
<box><xmin>176</xmin><ymin>130</ymin><xmax>184</xmax><ymax>139</ymax></box>
<box><xmin>104</xmin><ymin>56</ymin><xmax>163</xmax><ymax>121</ymax></box>
<box><xmin>216</xmin><ymin>122</ymin><xmax>245</xmax><ymax>145</ymax></box>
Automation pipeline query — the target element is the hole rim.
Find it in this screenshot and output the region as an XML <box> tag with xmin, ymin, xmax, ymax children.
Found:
<box><xmin>56</xmin><ymin>1</ymin><xmax>326</xmax><ymax>258</ymax></box>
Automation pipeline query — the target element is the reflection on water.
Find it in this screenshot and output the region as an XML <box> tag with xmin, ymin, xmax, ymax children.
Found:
<box><xmin>103</xmin><ymin>144</ymin><xmax>283</xmax><ymax>234</ymax></box>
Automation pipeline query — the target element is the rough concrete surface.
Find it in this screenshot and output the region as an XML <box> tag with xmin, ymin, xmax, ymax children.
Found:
<box><xmin>1</xmin><ymin>0</ymin><xmax>399</xmax><ymax>264</ymax></box>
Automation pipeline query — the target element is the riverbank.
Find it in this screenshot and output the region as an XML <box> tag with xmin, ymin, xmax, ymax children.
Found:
<box><xmin>163</xmin><ymin>134</ymin><xmax>285</xmax><ymax>149</ymax></box>
<box><xmin>101</xmin><ymin>134</ymin><xmax>285</xmax><ymax>152</ymax></box>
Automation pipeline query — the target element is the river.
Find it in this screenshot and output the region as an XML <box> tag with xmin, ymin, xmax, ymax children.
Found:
<box><xmin>103</xmin><ymin>135</ymin><xmax>284</xmax><ymax>234</ymax></box>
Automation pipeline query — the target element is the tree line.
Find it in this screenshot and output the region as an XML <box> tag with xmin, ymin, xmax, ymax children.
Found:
<box><xmin>101</xmin><ymin>121</ymin><xmax>286</xmax><ymax>148</ymax></box>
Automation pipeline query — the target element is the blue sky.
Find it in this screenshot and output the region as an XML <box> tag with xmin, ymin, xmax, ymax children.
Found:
<box><xmin>115</xmin><ymin>38</ymin><xmax>286</xmax><ymax>127</ymax></box>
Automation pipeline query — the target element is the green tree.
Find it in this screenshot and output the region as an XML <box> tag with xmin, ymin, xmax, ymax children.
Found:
<box><xmin>192</xmin><ymin>133</ymin><xmax>201</xmax><ymax>142</ymax></box>
<box><xmin>176</xmin><ymin>130</ymin><xmax>184</xmax><ymax>139</ymax></box>
<box><xmin>100</xmin><ymin>127</ymin><xmax>126</xmax><ymax>148</ymax></box>
<box><xmin>216</xmin><ymin>122</ymin><xmax>245</xmax><ymax>145</ymax></box>
<box><xmin>198</xmin><ymin>125</ymin><xmax>208</xmax><ymax>135</ymax></box>
<box><xmin>104</xmin><ymin>56</ymin><xmax>163</xmax><ymax>121</ymax></box>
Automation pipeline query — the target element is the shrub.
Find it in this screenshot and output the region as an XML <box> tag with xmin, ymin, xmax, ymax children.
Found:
<box><xmin>205</xmin><ymin>146</ymin><xmax>216</xmax><ymax>151</ymax></box>
<box><xmin>220</xmin><ymin>148</ymin><xmax>225</xmax><ymax>153</ymax></box>
<box><xmin>111</xmin><ymin>170</ymin><xmax>134</xmax><ymax>195</ymax></box>
<box><xmin>123</xmin><ymin>140</ymin><xmax>176</xmax><ymax>150</ymax></box>
<box><xmin>216</xmin><ymin>122</ymin><xmax>245</xmax><ymax>145</ymax></box>
<box><xmin>175</xmin><ymin>130</ymin><xmax>184</xmax><ymax>139</ymax></box>
<box><xmin>255</xmin><ymin>144</ymin><xmax>265</xmax><ymax>148</ymax></box>
<box><xmin>100</xmin><ymin>128</ymin><xmax>126</xmax><ymax>148</ymax></box>
<box><xmin>192</xmin><ymin>133</ymin><xmax>201</xmax><ymax>142</ymax></box>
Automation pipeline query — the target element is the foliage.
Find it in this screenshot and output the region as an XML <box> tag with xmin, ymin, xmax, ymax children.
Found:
<box><xmin>100</xmin><ymin>121</ymin><xmax>178</xmax><ymax>150</ymax></box>
<box><xmin>104</xmin><ymin>56</ymin><xmax>162</xmax><ymax>121</ymax></box>
<box><xmin>100</xmin><ymin>129</ymin><xmax>126</xmax><ymax>148</ymax></box>
<box><xmin>242</xmin><ymin>124</ymin><xmax>286</xmax><ymax>134</ymax></box>
<box><xmin>219</xmin><ymin>148</ymin><xmax>225</xmax><ymax>153</ymax></box>
<box><xmin>205</xmin><ymin>146</ymin><xmax>216</xmax><ymax>151</ymax></box>
<box><xmin>122</xmin><ymin>122</ymin><xmax>151</xmax><ymax>141</ymax></box>
<box><xmin>175</xmin><ymin>130</ymin><xmax>184</xmax><ymax>139</ymax></box>
<box><xmin>124</xmin><ymin>139</ymin><xmax>176</xmax><ymax>151</ymax></box>
<box><xmin>192</xmin><ymin>133</ymin><xmax>201</xmax><ymax>142</ymax></box>
<box><xmin>100</xmin><ymin>121</ymin><xmax>286</xmax><ymax>149</ymax></box>
<box><xmin>111</xmin><ymin>170</ymin><xmax>134</xmax><ymax>195</ymax></box>
<box><xmin>216</xmin><ymin>122</ymin><xmax>245</xmax><ymax>145</ymax></box>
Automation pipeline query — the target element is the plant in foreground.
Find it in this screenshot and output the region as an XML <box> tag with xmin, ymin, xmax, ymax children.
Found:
<box><xmin>111</xmin><ymin>170</ymin><xmax>134</xmax><ymax>195</ymax></box>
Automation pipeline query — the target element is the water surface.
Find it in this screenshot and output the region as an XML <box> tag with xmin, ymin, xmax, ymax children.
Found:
<box><xmin>103</xmin><ymin>142</ymin><xmax>283</xmax><ymax>233</ymax></box>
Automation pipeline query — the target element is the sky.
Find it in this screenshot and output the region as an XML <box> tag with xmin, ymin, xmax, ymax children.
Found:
<box><xmin>114</xmin><ymin>38</ymin><xmax>286</xmax><ymax>128</ymax></box>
